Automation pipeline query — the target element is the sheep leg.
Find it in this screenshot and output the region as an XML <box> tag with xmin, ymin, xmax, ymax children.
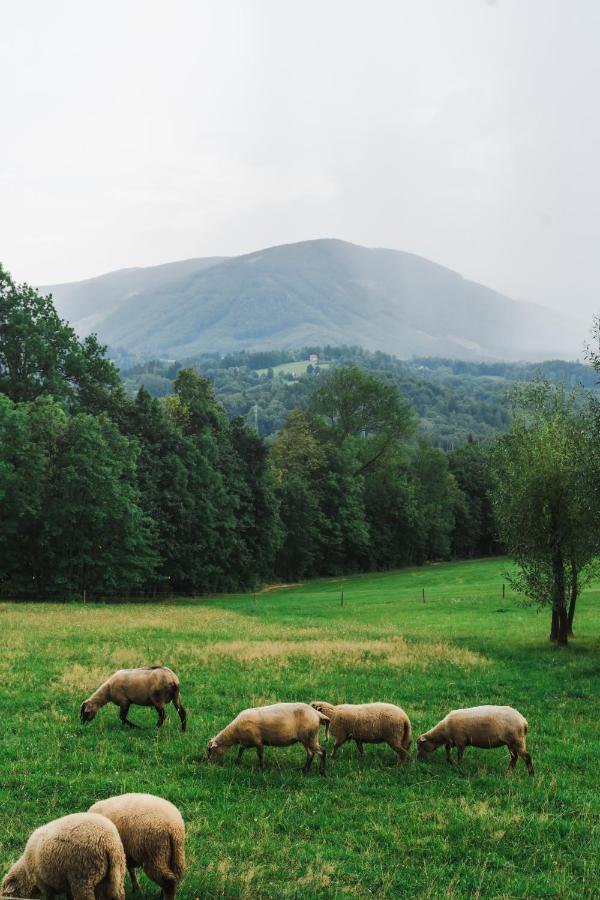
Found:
<box><xmin>128</xmin><ymin>863</ymin><xmax>141</xmax><ymax>891</ymax></box>
<box><xmin>355</xmin><ymin>740</ymin><xmax>365</xmax><ymax>756</ymax></box>
<box><xmin>456</xmin><ymin>745</ymin><xmax>465</xmax><ymax>764</ymax></box>
<box><xmin>316</xmin><ymin>744</ymin><xmax>327</xmax><ymax>776</ymax></box>
<box><xmin>155</xmin><ymin>704</ymin><xmax>166</xmax><ymax>728</ymax></box>
<box><xmin>445</xmin><ymin>742</ymin><xmax>454</xmax><ymax>764</ymax></box>
<box><xmin>332</xmin><ymin>737</ymin><xmax>347</xmax><ymax>758</ymax></box>
<box><xmin>302</xmin><ymin>744</ymin><xmax>315</xmax><ymax>774</ymax></box>
<box><xmin>521</xmin><ymin>751</ymin><xmax>534</xmax><ymax>775</ymax></box>
<box><xmin>173</xmin><ymin>693</ymin><xmax>187</xmax><ymax>732</ymax></box>
<box><xmin>256</xmin><ymin>745</ymin><xmax>265</xmax><ymax>769</ymax></box>
<box><xmin>507</xmin><ymin>751</ymin><xmax>518</xmax><ymax>772</ymax></box>
<box><xmin>235</xmin><ymin>746</ymin><xmax>245</xmax><ymax>765</ymax></box>
<box><xmin>391</xmin><ymin>742</ymin><xmax>410</xmax><ymax>764</ymax></box>
<box><xmin>143</xmin><ymin>863</ymin><xmax>177</xmax><ymax>900</ymax></box>
<box><xmin>120</xmin><ymin>703</ymin><xmax>140</xmax><ymax>729</ymax></box>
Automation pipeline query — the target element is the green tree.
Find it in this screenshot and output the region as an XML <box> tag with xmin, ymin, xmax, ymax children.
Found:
<box><xmin>448</xmin><ymin>439</ymin><xmax>499</xmax><ymax>558</ymax></box>
<box><xmin>309</xmin><ymin>366</ymin><xmax>415</xmax><ymax>473</ymax></box>
<box><xmin>490</xmin><ymin>383</ymin><xmax>600</xmax><ymax>645</ymax></box>
<box><xmin>0</xmin><ymin>265</ymin><xmax>122</xmax><ymax>412</ymax></box>
<box><xmin>0</xmin><ymin>395</ymin><xmax>157</xmax><ymax>597</ymax></box>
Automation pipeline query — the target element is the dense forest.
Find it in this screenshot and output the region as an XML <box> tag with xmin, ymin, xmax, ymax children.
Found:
<box><xmin>2</xmin><ymin>266</ymin><xmax>600</xmax><ymax>643</ymax></box>
<box><xmin>117</xmin><ymin>347</ymin><xmax>597</xmax><ymax>449</ymax></box>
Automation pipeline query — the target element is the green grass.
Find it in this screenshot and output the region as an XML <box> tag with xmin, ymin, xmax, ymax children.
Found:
<box><xmin>1</xmin><ymin>558</ymin><xmax>598</xmax><ymax>898</ymax></box>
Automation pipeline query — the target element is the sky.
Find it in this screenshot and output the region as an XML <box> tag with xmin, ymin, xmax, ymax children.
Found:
<box><xmin>1</xmin><ymin>0</ymin><xmax>599</xmax><ymax>323</ymax></box>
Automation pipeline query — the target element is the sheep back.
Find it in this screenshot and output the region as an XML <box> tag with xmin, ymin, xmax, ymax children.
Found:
<box><xmin>320</xmin><ymin>702</ymin><xmax>411</xmax><ymax>745</ymax></box>
<box><xmin>107</xmin><ymin>666</ymin><xmax>180</xmax><ymax>706</ymax></box>
<box><xmin>440</xmin><ymin>705</ymin><xmax>528</xmax><ymax>748</ymax></box>
<box><xmin>230</xmin><ymin>702</ymin><xmax>324</xmax><ymax>746</ymax></box>
<box><xmin>1</xmin><ymin>813</ymin><xmax>125</xmax><ymax>900</ymax></box>
<box><xmin>89</xmin><ymin>792</ymin><xmax>185</xmax><ymax>883</ymax></box>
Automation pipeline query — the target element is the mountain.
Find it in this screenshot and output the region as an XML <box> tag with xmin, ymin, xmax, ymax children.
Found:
<box><xmin>42</xmin><ymin>239</ymin><xmax>585</xmax><ymax>361</ymax></box>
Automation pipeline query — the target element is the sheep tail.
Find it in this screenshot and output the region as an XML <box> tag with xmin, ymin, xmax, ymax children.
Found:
<box><xmin>105</xmin><ymin>845</ymin><xmax>125</xmax><ymax>899</ymax></box>
<box><xmin>403</xmin><ymin>718</ymin><xmax>413</xmax><ymax>752</ymax></box>
<box><xmin>316</xmin><ymin>711</ymin><xmax>330</xmax><ymax>741</ymax></box>
<box><xmin>169</xmin><ymin>831</ymin><xmax>185</xmax><ymax>883</ymax></box>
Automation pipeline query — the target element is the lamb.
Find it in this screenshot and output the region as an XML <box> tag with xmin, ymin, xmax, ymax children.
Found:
<box><xmin>88</xmin><ymin>793</ymin><xmax>185</xmax><ymax>900</ymax></box>
<box><xmin>80</xmin><ymin>666</ymin><xmax>186</xmax><ymax>731</ymax></box>
<box><xmin>310</xmin><ymin>701</ymin><xmax>412</xmax><ymax>763</ymax></box>
<box><xmin>0</xmin><ymin>812</ymin><xmax>126</xmax><ymax>900</ymax></box>
<box><xmin>417</xmin><ymin>704</ymin><xmax>534</xmax><ymax>774</ymax></box>
<box><xmin>207</xmin><ymin>702</ymin><xmax>330</xmax><ymax>774</ymax></box>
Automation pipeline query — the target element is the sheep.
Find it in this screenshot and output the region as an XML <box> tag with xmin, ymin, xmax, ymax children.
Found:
<box><xmin>88</xmin><ymin>793</ymin><xmax>185</xmax><ymax>900</ymax></box>
<box><xmin>80</xmin><ymin>666</ymin><xmax>186</xmax><ymax>732</ymax></box>
<box><xmin>416</xmin><ymin>704</ymin><xmax>534</xmax><ymax>774</ymax></box>
<box><xmin>207</xmin><ymin>702</ymin><xmax>330</xmax><ymax>774</ymax></box>
<box><xmin>310</xmin><ymin>701</ymin><xmax>412</xmax><ymax>763</ymax></box>
<box><xmin>0</xmin><ymin>812</ymin><xmax>126</xmax><ymax>900</ymax></box>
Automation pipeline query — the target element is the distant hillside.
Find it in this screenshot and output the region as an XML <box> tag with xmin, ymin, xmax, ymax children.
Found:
<box><xmin>120</xmin><ymin>347</ymin><xmax>598</xmax><ymax>449</ymax></box>
<box><xmin>43</xmin><ymin>239</ymin><xmax>585</xmax><ymax>361</ymax></box>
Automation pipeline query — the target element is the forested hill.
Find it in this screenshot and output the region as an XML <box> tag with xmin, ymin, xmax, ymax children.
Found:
<box><xmin>119</xmin><ymin>347</ymin><xmax>597</xmax><ymax>449</ymax></box>
<box><xmin>43</xmin><ymin>239</ymin><xmax>584</xmax><ymax>361</ymax></box>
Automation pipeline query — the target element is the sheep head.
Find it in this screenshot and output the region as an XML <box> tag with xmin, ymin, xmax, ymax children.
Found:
<box><xmin>207</xmin><ymin>737</ymin><xmax>226</xmax><ymax>763</ymax></box>
<box><xmin>1</xmin><ymin>862</ymin><xmax>38</xmax><ymax>898</ymax></box>
<box><xmin>416</xmin><ymin>734</ymin><xmax>438</xmax><ymax>759</ymax></box>
<box><xmin>80</xmin><ymin>700</ymin><xmax>98</xmax><ymax>724</ymax></box>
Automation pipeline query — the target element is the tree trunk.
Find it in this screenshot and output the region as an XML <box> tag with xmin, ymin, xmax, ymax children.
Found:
<box><xmin>550</xmin><ymin>545</ymin><xmax>568</xmax><ymax>646</ymax></box>
<box><xmin>567</xmin><ymin>566</ymin><xmax>578</xmax><ymax>637</ymax></box>
<box><xmin>549</xmin><ymin>607</ymin><xmax>559</xmax><ymax>642</ymax></box>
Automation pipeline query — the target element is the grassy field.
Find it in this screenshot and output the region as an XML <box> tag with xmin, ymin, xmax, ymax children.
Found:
<box><xmin>0</xmin><ymin>558</ymin><xmax>598</xmax><ymax>898</ymax></box>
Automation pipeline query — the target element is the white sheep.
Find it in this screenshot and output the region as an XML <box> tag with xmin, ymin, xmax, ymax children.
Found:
<box><xmin>310</xmin><ymin>701</ymin><xmax>412</xmax><ymax>763</ymax></box>
<box><xmin>417</xmin><ymin>704</ymin><xmax>534</xmax><ymax>774</ymax></box>
<box><xmin>88</xmin><ymin>793</ymin><xmax>185</xmax><ymax>900</ymax></box>
<box><xmin>80</xmin><ymin>666</ymin><xmax>186</xmax><ymax>731</ymax></box>
<box><xmin>207</xmin><ymin>702</ymin><xmax>330</xmax><ymax>774</ymax></box>
<box><xmin>0</xmin><ymin>812</ymin><xmax>126</xmax><ymax>900</ymax></box>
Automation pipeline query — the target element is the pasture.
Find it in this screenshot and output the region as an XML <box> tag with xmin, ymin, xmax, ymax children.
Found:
<box><xmin>0</xmin><ymin>558</ymin><xmax>598</xmax><ymax>898</ymax></box>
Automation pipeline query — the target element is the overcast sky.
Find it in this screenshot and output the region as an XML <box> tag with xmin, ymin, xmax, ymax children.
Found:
<box><xmin>1</xmin><ymin>0</ymin><xmax>599</xmax><ymax>321</ymax></box>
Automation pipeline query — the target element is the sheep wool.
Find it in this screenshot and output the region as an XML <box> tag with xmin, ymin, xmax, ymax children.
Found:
<box><xmin>208</xmin><ymin>702</ymin><xmax>330</xmax><ymax>775</ymax></box>
<box><xmin>80</xmin><ymin>665</ymin><xmax>187</xmax><ymax>731</ymax></box>
<box><xmin>417</xmin><ymin>704</ymin><xmax>534</xmax><ymax>774</ymax></box>
<box><xmin>89</xmin><ymin>793</ymin><xmax>185</xmax><ymax>900</ymax></box>
<box><xmin>311</xmin><ymin>701</ymin><xmax>412</xmax><ymax>763</ymax></box>
<box><xmin>0</xmin><ymin>812</ymin><xmax>126</xmax><ymax>900</ymax></box>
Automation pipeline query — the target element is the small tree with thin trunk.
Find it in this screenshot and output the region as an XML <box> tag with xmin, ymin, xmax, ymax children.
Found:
<box><xmin>490</xmin><ymin>382</ymin><xmax>600</xmax><ymax>646</ymax></box>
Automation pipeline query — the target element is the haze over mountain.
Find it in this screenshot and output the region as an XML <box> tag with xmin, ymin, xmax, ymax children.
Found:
<box><xmin>43</xmin><ymin>240</ymin><xmax>585</xmax><ymax>362</ymax></box>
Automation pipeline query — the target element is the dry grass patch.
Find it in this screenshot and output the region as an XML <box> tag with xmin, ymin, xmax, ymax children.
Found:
<box><xmin>182</xmin><ymin>638</ymin><xmax>488</xmax><ymax>668</ymax></box>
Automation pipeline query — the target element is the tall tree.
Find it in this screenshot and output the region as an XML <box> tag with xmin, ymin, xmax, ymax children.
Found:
<box><xmin>0</xmin><ymin>265</ymin><xmax>122</xmax><ymax>412</ymax></box>
<box><xmin>309</xmin><ymin>366</ymin><xmax>415</xmax><ymax>473</ymax></box>
<box><xmin>490</xmin><ymin>382</ymin><xmax>600</xmax><ymax>645</ymax></box>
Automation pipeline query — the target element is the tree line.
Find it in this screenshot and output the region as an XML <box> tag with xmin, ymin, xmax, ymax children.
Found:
<box><xmin>2</xmin><ymin>265</ymin><xmax>600</xmax><ymax>646</ymax></box>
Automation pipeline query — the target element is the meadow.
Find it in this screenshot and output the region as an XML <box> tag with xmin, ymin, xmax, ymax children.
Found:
<box><xmin>0</xmin><ymin>558</ymin><xmax>598</xmax><ymax>898</ymax></box>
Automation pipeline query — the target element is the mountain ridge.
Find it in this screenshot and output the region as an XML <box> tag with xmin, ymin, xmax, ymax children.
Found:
<box><xmin>41</xmin><ymin>239</ymin><xmax>585</xmax><ymax>362</ymax></box>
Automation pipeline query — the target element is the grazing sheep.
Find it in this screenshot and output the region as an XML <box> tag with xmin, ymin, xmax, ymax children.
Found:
<box><xmin>0</xmin><ymin>812</ymin><xmax>126</xmax><ymax>900</ymax></box>
<box><xmin>88</xmin><ymin>793</ymin><xmax>185</xmax><ymax>900</ymax></box>
<box><xmin>80</xmin><ymin>666</ymin><xmax>186</xmax><ymax>731</ymax></box>
<box><xmin>417</xmin><ymin>704</ymin><xmax>534</xmax><ymax>774</ymax></box>
<box><xmin>207</xmin><ymin>702</ymin><xmax>330</xmax><ymax>774</ymax></box>
<box><xmin>310</xmin><ymin>701</ymin><xmax>412</xmax><ymax>763</ymax></box>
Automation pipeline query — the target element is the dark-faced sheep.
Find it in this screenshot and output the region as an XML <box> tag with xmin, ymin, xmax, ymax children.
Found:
<box><xmin>311</xmin><ymin>701</ymin><xmax>412</xmax><ymax>763</ymax></box>
<box><xmin>80</xmin><ymin>666</ymin><xmax>186</xmax><ymax>731</ymax></box>
<box><xmin>89</xmin><ymin>793</ymin><xmax>185</xmax><ymax>900</ymax></box>
<box><xmin>207</xmin><ymin>702</ymin><xmax>330</xmax><ymax>775</ymax></box>
<box><xmin>417</xmin><ymin>704</ymin><xmax>534</xmax><ymax>774</ymax></box>
<box><xmin>0</xmin><ymin>812</ymin><xmax>126</xmax><ymax>900</ymax></box>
